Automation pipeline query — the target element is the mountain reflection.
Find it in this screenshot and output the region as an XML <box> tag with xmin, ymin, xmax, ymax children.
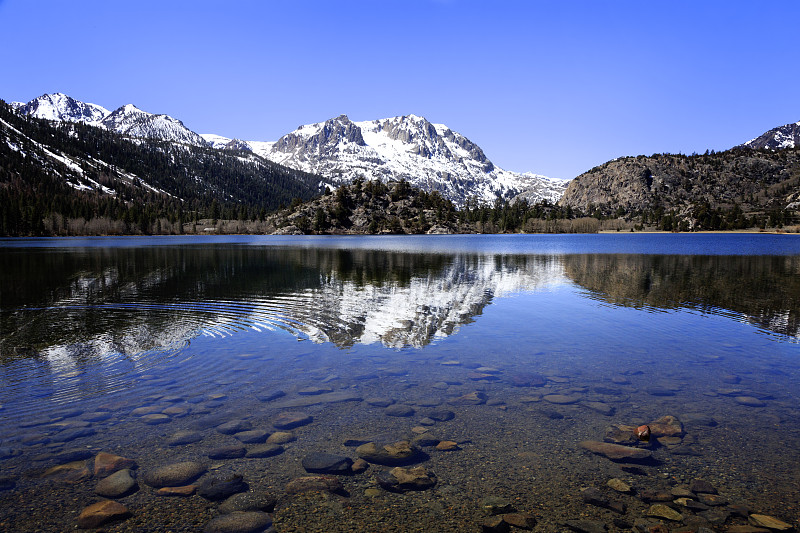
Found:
<box><xmin>562</xmin><ymin>254</ymin><xmax>800</xmax><ymax>340</ymax></box>
<box><xmin>2</xmin><ymin>246</ymin><xmax>798</xmax><ymax>365</ymax></box>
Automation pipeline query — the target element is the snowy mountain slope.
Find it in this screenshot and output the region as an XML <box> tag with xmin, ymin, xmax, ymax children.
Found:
<box><xmin>740</xmin><ymin>120</ymin><xmax>800</xmax><ymax>150</ymax></box>
<box><xmin>264</xmin><ymin>114</ymin><xmax>566</xmax><ymax>207</ymax></box>
<box><xmin>99</xmin><ymin>104</ymin><xmax>208</xmax><ymax>146</ymax></box>
<box><xmin>12</xmin><ymin>93</ymin><xmax>109</xmax><ymax>124</ymax></box>
<box><xmin>13</xmin><ymin>93</ymin><xmax>208</xmax><ymax>147</ymax></box>
<box><xmin>12</xmin><ymin>93</ymin><xmax>564</xmax><ymax>206</ymax></box>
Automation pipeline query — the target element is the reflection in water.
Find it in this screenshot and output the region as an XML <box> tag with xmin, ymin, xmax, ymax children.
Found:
<box><xmin>2</xmin><ymin>247</ymin><xmax>800</xmax><ymax>370</ymax></box>
<box><xmin>563</xmin><ymin>254</ymin><xmax>800</xmax><ymax>340</ymax></box>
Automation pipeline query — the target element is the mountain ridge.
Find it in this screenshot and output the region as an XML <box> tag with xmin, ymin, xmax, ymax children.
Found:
<box><xmin>11</xmin><ymin>93</ymin><xmax>564</xmax><ymax>207</ymax></box>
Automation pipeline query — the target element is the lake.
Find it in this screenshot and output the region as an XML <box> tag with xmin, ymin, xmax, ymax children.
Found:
<box><xmin>1</xmin><ymin>234</ymin><xmax>799</xmax><ymax>532</ymax></box>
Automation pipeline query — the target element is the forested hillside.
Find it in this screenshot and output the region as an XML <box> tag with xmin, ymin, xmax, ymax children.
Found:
<box><xmin>0</xmin><ymin>100</ymin><xmax>321</xmax><ymax>236</ymax></box>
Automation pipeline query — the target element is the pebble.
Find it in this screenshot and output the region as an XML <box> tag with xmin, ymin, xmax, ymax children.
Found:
<box><xmin>245</xmin><ymin>444</ymin><xmax>284</xmax><ymax>458</ymax></box>
<box><xmin>690</xmin><ymin>478</ymin><xmax>718</xmax><ymax>494</ymax></box>
<box><xmin>377</xmin><ymin>466</ymin><xmax>437</xmax><ymax>492</ymax></box>
<box><xmin>256</xmin><ymin>390</ymin><xmax>285</xmax><ymax>402</ymax></box>
<box><xmin>198</xmin><ymin>474</ymin><xmax>248</xmax><ymax>501</ymax></box>
<box><xmin>606</xmin><ymin>478</ymin><xmax>632</xmax><ymax>493</ymax></box>
<box><xmin>203</xmin><ymin>511</ymin><xmax>272</xmax><ymax>533</ymax></box>
<box><xmin>155</xmin><ymin>485</ymin><xmax>196</xmax><ymax>497</ymax></box>
<box><xmin>647</xmin><ymin>503</ymin><xmax>683</xmax><ymax>521</ymax></box>
<box><xmin>365</xmin><ymin>397</ymin><xmax>395</xmax><ymax>407</ymax></box>
<box><xmin>141</xmin><ymin>413</ymin><xmax>171</xmax><ymax>425</ymax></box>
<box><xmin>143</xmin><ymin>461</ymin><xmax>207</xmax><ymax>488</ymax></box>
<box><xmin>508</xmin><ymin>372</ymin><xmax>547</xmax><ymax>387</ymax></box>
<box><xmin>168</xmin><ymin>430</ymin><xmax>205</xmax><ymax>446</ymax></box>
<box><xmin>384</xmin><ymin>404</ymin><xmax>415</xmax><ymax>417</ymax></box>
<box><xmin>543</xmin><ymin>394</ymin><xmax>580</xmax><ymax>405</ymax></box>
<box><xmin>208</xmin><ymin>446</ymin><xmax>247</xmax><ymax>459</ymax></box>
<box><xmin>648</xmin><ymin>415</ymin><xmax>684</xmax><ymax>437</ymax></box>
<box><xmin>218</xmin><ymin>492</ymin><xmax>277</xmax><ymax>514</ymax></box>
<box><xmin>266</xmin><ymin>431</ymin><xmax>295</xmax><ymax>444</ymax></box>
<box><xmin>582</xmin><ymin>401</ymin><xmax>614</xmax><ymax>416</ymax></box>
<box><xmin>579</xmin><ymin>440</ymin><xmax>652</xmax><ymax>462</ymax></box>
<box><xmin>735</xmin><ymin>396</ymin><xmax>766</xmax><ymax>407</ymax></box>
<box><xmin>502</xmin><ymin>512</ymin><xmax>536</xmax><ymax>529</ymax></box>
<box><xmin>273</xmin><ymin>411</ymin><xmax>312</xmax><ymax>429</ymax></box>
<box><xmin>428</xmin><ymin>409</ymin><xmax>455</xmax><ymax>421</ymax></box>
<box><xmin>76</xmin><ymin>500</ymin><xmax>131</xmax><ymax>529</ymax></box>
<box><xmin>435</xmin><ymin>440</ymin><xmax>460</xmax><ymax>451</ymax></box>
<box><xmin>482</xmin><ymin>515</ymin><xmax>510</xmax><ymax>532</ymax></box>
<box><xmin>233</xmin><ymin>430</ymin><xmax>269</xmax><ymax>444</ymax></box>
<box><xmin>217</xmin><ymin>419</ymin><xmax>253</xmax><ymax>435</ymax></box>
<box><xmin>351</xmin><ymin>458</ymin><xmax>369</xmax><ymax>473</ymax></box>
<box><xmin>301</xmin><ymin>452</ymin><xmax>353</xmax><ymax>474</ymax></box>
<box><xmin>285</xmin><ymin>475</ymin><xmax>343</xmax><ymax>494</ymax></box>
<box><xmin>481</xmin><ymin>496</ymin><xmax>516</xmax><ymax>515</ymax></box>
<box><xmin>94</xmin><ymin>452</ymin><xmax>136</xmax><ymax>477</ymax></box>
<box><xmin>95</xmin><ymin>468</ymin><xmax>137</xmax><ymax>498</ymax></box>
<box><xmin>449</xmin><ymin>391</ymin><xmax>487</xmax><ymax>405</ymax></box>
<box><xmin>748</xmin><ymin>514</ymin><xmax>792</xmax><ymax>530</ymax></box>
<box><xmin>355</xmin><ymin>440</ymin><xmax>422</xmax><ymax>465</ymax></box>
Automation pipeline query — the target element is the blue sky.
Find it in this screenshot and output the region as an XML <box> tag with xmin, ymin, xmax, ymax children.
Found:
<box><xmin>1</xmin><ymin>0</ymin><xmax>798</xmax><ymax>180</ymax></box>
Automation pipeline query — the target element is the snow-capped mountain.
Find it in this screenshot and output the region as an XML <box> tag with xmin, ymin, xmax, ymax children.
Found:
<box><xmin>204</xmin><ymin>114</ymin><xmax>565</xmax><ymax>206</ymax></box>
<box><xmin>13</xmin><ymin>93</ymin><xmax>207</xmax><ymax>147</ymax></box>
<box><xmin>741</xmin><ymin>120</ymin><xmax>800</xmax><ymax>150</ymax></box>
<box><xmin>264</xmin><ymin>114</ymin><xmax>565</xmax><ymax>206</ymax></box>
<box><xmin>13</xmin><ymin>93</ymin><xmax>565</xmax><ymax>206</ymax></box>
<box><xmin>98</xmin><ymin>103</ymin><xmax>207</xmax><ymax>146</ymax></box>
<box><xmin>13</xmin><ymin>93</ymin><xmax>109</xmax><ymax>123</ymax></box>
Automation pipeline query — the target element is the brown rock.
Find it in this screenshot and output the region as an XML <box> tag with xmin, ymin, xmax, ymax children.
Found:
<box><xmin>155</xmin><ymin>485</ymin><xmax>197</xmax><ymax>497</ymax></box>
<box><xmin>648</xmin><ymin>415</ymin><xmax>683</xmax><ymax>438</ymax></box>
<box><xmin>273</xmin><ymin>411</ymin><xmax>312</xmax><ymax>430</ymax></box>
<box><xmin>502</xmin><ymin>512</ymin><xmax>536</xmax><ymax>529</ymax></box>
<box><xmin>42</xmin><ymin>460</ymin><xmax>92</xmax><ymax>484</ymax></box>
<box><xmin>435</xmin><ymin>440</ymin><xmax>460</xmax><ymax>451</ymax></box>
<box><xmin>76</xmin><ymin>500</ymin><xmax>130</xmax><ymax>528</ymax></box>
<box><xmin>579</xmin><ymin>441</ymin><xmax>652</xmax><ymax>462</ymax></box>
<box><xmin>748</xmin><ymin>514</ymin><xmax>792</xmax><ymax>530</ymax></box>
<box><xmin>94</xmin><ymin>452</ymin><xmax>136</xmax><ymax>477</ymax></box>
<box><xmin>266</xmin><ymin>431</ymin><xmax>295</xmax><ymax>444</ymax></box>
<box><xmin>604</xmin><ymin>424</ymin><xmax>638</xmax><ymax>444</ymax></box>
<box><xmin>449</xmin><ymin>391</ymin><xmax>487</xmax><ymax>405</ymax></box>
<box><xmin>647</xmin><ymin>503</ymin><xmax>683</xmax><ymax>521</ymax></box>
<box><xmin>355</xmin><ymin>440</ymin><xmax>421</xmax><ymax>465</ymax></box>
<box><xmin>635</xmin><ymin>425</ymin><xmax>651</xmax><ymax>441</ymax></box>
<box><xmin>351</xmin><ymin>459</ymin><xmax>369</xmax><ymax>473</ymax></box>
<box><xmin>543</xmin><ymin>394</ymin><xmax>580</xmax><ymax>405</ymax></box>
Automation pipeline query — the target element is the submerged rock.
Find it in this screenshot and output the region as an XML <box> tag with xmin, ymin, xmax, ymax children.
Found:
<box><xmin>95</xmin><ymin>468</ymin><xmax>137</xmax><ymax>498</ymax></box>
<box><xmin>377</xmin><ymin>466</ymin><xmax>437</xmax><ymax>492</ymax></box>
<box><xmin>301</xmin><ymin>453</ymin><xmax>353</xmax><ymax>474</ymax></box>
<box><xmin>356</xmin><ymin>440</ymin><xmax>422</xmax><ymax>465</ymax></box>
<box><xmin>94</xmin><ymin>452</ymin><xmax>136</xmax><ymax>477</ymax></box>
<box><xmin>579</xmin><ymin>441</ymin><xmax>652</xmax><ymax>462</ymax></box>
<box><xmin>143</xmin><ymin>461</ymin><xmax>207</xmax><ymax>488</ymax></box>
<box><xmin>76</xmin><ymin>500</ymin><xmax>130</xmax><ymax>529</ymax></box>
<box><xmin>203</xmin><ymin>511</ymin><xmax>272</xmax><ymax>533</ymax></box>
<box><xmin>285</xmin><ymin>475</ymin><xmax>343</xmax><ymax>494</ymax></box>
<box><xmin>198</xmin><ymin>475</ymin><xmax>248</xmax><ymax>501</ymax></box>
<box><xmin>272</xmin><ymin>411</ymin><xmax>312</xmax><ymax>429</ymax></box>
<box><xmin>748</xmin><ymin>513</ymin><xmax>793</xmax><ymax>530</ymax></box>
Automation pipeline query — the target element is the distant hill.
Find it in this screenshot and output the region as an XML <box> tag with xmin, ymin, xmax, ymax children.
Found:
<box><xmin>559</xmin><ymin>146</ymin><xmax>800</xmax><ymax>231</ymax></box>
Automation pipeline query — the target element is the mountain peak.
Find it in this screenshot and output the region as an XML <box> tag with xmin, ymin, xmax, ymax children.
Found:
<box><xmin>741</xmin><ymin>120</ymin><xmax>800</xmax><ymax>151</ymax></box>
<box><xmin>17</xmin><ymin>92</ymin><xmax>109</xmax><ymax>123</ymax></box>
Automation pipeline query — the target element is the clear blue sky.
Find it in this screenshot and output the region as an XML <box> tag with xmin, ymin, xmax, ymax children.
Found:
<box><xmin>1</xmin><ymin>0</ymin><xmax>798</xmax><ymax>180</ymax></box>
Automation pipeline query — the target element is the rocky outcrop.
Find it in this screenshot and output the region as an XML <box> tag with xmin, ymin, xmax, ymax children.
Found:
<box><xmin>559</xmin><ymin>148</ymin><xmax>800</xmax><ymax>228</ymax></box>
